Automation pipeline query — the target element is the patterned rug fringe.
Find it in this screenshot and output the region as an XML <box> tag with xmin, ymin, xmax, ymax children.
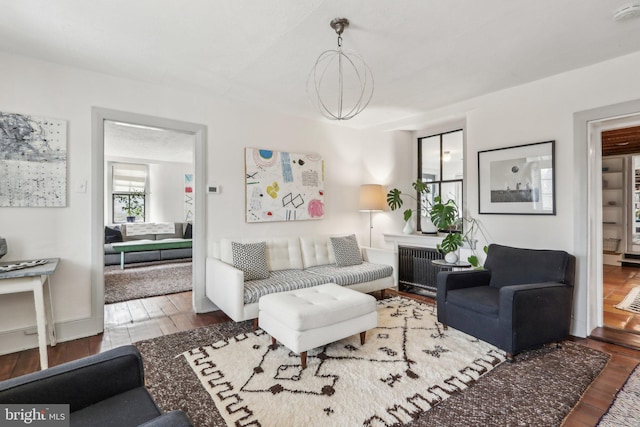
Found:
<box><xmin>614</xmin><ymin>287</ymin><xmax>640</xmax><ymax>314</ymax></box>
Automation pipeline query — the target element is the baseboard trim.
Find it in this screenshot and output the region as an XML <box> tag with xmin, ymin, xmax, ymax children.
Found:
<box><xmin>0</xmin><ymin>316</ymin><xmax>103</xmax><ymax>356</ymax></box>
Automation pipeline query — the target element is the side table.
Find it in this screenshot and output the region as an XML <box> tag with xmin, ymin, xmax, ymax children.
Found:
<box><xmin>431</xmin><ymin>259</ymin><xmax>472</xmax><ymax>271</ymax></box>
<box><xmin>0</xmin><ymin>258</ymin><xmax>59</xmax><ymax>369</ymax></box>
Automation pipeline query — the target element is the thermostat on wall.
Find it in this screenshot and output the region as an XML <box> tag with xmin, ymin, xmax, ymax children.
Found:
<box><xmin>208</xmin><ymin>185</ymin><xmax>221</xmax><ymax>194</ymax></box>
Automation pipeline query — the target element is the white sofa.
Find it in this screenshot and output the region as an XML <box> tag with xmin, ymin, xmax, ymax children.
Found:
<box><xmin>206</xmin><ymin>235</ymin><xmax>395</xmax><ymax>322</ymax></box>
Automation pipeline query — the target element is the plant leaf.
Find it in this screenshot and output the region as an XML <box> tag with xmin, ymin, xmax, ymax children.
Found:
<box><xmin>386</xmin><ymin>189</ymin><xmax>403</xmax><ymax>211</ymax></box>
<box><xmin>403</xmin><ymin>209</ymin><xmax>413</xmax><ymax>222</ymax></box>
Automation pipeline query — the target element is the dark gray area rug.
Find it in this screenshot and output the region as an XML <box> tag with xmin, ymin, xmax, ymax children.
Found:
<box><xmin>104</xmin><ymin>261</ymin><xmax>192</xmax><ymax>304</ymax></box>
<box><xmin>135</xmin><ymin>297</ymin><xmax>610</xmax><ymax>427</ymax></box>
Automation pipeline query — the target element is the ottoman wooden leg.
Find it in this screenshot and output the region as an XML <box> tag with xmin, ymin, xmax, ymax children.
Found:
<box><xmin>253</xmin><ymin>319</ymin><xmax>258</xmax><ymax>331</ymax></box>
<box><xmin>271</xmin><ymin>336</ymin><xmax>276</xmax><ymax>346</ymax></box>
<box><xmin>360</xmin><ymin>331</ymin><xmax>366</xmax><ymax>345</ymax></box>
<box><xmin>300</xmin><ymin>352</ymin><xmax>307</xmax><ymax>369</ymax></box>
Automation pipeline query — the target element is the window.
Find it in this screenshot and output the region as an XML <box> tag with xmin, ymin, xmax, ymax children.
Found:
<box><xmin>111</xmin><ymin>163</ymin><xmax>148</xmax><ymax>223</ymax></box>
<box><xmin>417</xmin><ymin>129</ymin><xmax>464</xmax><ymax>231</ymax></box>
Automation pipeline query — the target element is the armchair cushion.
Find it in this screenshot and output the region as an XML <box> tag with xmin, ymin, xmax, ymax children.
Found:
<box><xmin>484</xmin><ymin>244</ymin><xmax>575</xmax><ymax>288</ymax></box>
<box><xmin>71</xmin><ymin>387</ymin><xmax>161</xmax><ymax>427</ymax></box>
<box><xmin>447</xmin><ymin>286</ymin><xmax>499</xmax><ymax>316</ymax></box>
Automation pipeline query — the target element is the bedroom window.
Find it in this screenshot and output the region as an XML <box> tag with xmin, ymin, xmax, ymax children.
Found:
<box><xmin>111</xmin><ymin>163</ymin><xmax>148</xmax><ymax>223</ymax></box>
<box><xmin>417</xmin><ymin>129</ymin><xmax>464</xmax><ymax>231</ymax></box>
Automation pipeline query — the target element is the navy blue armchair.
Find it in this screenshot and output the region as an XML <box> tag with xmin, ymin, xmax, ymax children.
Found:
<box><xmin>436</xmin><ymin>244</ymin><xmax>576</xmax><ymax>360</ymax></box>
<box><xmin>0</xmin><ymin>345</ymin><xmax>192</xmax><ymax>427</ymax></box>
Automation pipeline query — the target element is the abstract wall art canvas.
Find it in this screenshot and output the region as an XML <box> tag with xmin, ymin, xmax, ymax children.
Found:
<box><xmin>184</xmin><ymin>173</ymin><xmax>194</xmax><ymax>222</ymax></box>
<box><xmin>0</xmin><ymin>112</ymin><xmax>67</xmax><ymax>207</ymax></box>
<box><xmin>245</xmin><ymin>148</ymin><xmax>324</xmax><ymax>223</ymax></box>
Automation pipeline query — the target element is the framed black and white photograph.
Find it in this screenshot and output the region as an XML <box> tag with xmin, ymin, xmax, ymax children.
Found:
<box><xmin>478</xmin><ymin>140</ymin><xmax>555</xmax><ymax>215</ymax></box>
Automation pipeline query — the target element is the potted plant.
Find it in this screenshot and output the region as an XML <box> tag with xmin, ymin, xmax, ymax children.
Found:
<box><xmin>386</xmin><ymin>179</ymin><xmax>438</xmax><ymax>234</ymax></box>
<box><xmin>116</xmin><ymin>192</ymin><xmax>145</xmax><ymax>222</ymax></box>
<box><xmin>430</xmin><ymin>195</ymin><xmax>489</xmax><ymax>266</ymax></box>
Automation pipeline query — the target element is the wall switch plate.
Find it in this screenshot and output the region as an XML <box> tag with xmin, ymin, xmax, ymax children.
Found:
<box><xmin>75</xmin><ymin>180</ymin><xmax>87</xmax><ymax>193</ymax></box>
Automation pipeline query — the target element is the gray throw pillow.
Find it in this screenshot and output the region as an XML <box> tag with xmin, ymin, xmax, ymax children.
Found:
<box><xmin>231</xmin><ymin>241</ymin><xmax>270</xmax><ymax>280</ymax></box>
<box><xmin>330</xmin><ymin>234</ymin><xmax>363</xmax><ymax>267</ymax></box>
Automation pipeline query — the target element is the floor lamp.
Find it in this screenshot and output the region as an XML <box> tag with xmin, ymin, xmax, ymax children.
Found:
<box><xmin>359</xmin><ymin>184</ymin><xmax>386</xmax><ymax>247</ymax></box>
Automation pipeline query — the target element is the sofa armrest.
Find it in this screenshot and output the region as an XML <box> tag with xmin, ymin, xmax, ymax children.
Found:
<box><xmin>205</xmin><ymin>257</ymin><xmax>246</xmax><ymax>322</ymax></box>
<box><xmin>436</xmin><ymin>269</ymin><xmax>492</xmax><ymax>309</ymax></box>
<box><xmin>139</xmin><ymin>410</ymin><xmax>193</xmax><ymax>427</ymax></box>
<box><xmin>0</xmin><ymin>345</ymin><xmax>144</xmax><ymax>412</ymax></box>
<box><xmin>362</xmin><ymin>247</ymin><xmax>396</xmax><ymax>285</ymax></box>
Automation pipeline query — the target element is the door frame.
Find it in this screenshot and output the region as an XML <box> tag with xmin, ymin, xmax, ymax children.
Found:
<box><xmin>575</xmin><ymin>99</ymin><xmax>640</xmax><ymax>337</ymax></box>
<box><xmin>91</xmin><ymin>108</ymin><xmax>209</xmax><ymax>332</ymax></box>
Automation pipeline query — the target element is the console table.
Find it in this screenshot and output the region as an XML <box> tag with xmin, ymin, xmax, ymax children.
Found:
<box><xmin>0</xmin><ymin>258</ymin><xmax>59</xmax><ymax>369</ymax></box>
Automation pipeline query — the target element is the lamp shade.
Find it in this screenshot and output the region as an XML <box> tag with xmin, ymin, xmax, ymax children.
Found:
<box><xmin>359</xmin><ymin>184</ymin><xmax>386</xmax><ymax>211</ymax></box>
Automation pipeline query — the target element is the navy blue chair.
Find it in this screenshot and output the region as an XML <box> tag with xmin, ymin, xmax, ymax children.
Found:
<box><xmin>0</xmin><ymin>345</ymin><xmax>192</xmax><ymax>427</ymax></box>
<box><xmin>436</xmin><ymin>244</ymin><xmax>576</xmax><ymax>360</ymax></box>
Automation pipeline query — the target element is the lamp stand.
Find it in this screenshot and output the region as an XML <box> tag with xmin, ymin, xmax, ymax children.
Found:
<box><xmin>368</xmin><ymin>210</ymin><xmax>373</xmax><ymax>247</ymax></box>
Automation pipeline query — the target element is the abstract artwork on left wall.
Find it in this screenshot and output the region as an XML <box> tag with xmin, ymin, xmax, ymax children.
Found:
<box><xmin>245</xmin><ymin>148</ymin><xmax>324</xmax><ymax>222</ymax></box>
<box><xmin>0</xmin><ymin>111</ymin><xmax>67</xmax><ymax>207</ymax></box>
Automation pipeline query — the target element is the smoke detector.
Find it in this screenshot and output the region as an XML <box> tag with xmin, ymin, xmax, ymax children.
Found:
<box><xmin>614</xmin><ymin>3</ymin><xmax>640</xmax><ymax>21</ymax></box>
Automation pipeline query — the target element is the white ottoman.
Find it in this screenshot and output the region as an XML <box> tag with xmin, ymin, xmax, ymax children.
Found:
<box><xmin>258</xmin><ymin>283</ymin><xmax>378</xmax><ymax>369</ymax></box>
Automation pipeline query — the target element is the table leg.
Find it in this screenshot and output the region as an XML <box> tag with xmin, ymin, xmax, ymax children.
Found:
<box><xmin>120</xmin><ymin>252</ymin><xmax>125</xmax><ymax>270</ymax></box>
<box><xmin>43</xmin><ymin>276</ymin><xmax>57</xmax><ymax>346</ymax></box>
<box><xmin>32</xmin><ymin>284</ymin><xmax>49</xmax><ymax>370</ymax></box>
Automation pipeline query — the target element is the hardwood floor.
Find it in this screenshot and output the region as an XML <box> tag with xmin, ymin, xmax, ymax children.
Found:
<box><xmin>1</xmin><ymin>289</ymin><xmax>639</xmax><ymax>426</ymax></box>
<box><xmin>603</xmin><ymin>264</ymin><xmax>640</xmax><ymax>332</ymax></box>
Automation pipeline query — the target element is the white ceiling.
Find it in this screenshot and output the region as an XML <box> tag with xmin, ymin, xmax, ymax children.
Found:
<box><xmin>2</xmin><ymin>1</ymin><xmax>640</xmax><ymax>129</ymax></box>
<box><xmin>104</xmin><ymin>121</ymin><xmax>195</xmax><ymax>164</ymax></box>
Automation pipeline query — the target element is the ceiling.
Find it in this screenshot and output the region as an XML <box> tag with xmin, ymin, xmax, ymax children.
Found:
<box><xmin>2</xmin><ymin>1</ymin><xmax>640</xmax><ymax>129</ymax></box>
<box><xmin>602</xmin><ymin>126</ymin><xmax>640</xmax><ymax>156</ymax></box>
<box><xmin>104</xmin><ymin>121</ymin><xmax>195</xmax><ymax>164</ymax></box>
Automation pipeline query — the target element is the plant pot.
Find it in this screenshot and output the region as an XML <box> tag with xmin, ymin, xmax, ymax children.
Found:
<box><xmin>421</xmin><ymin>216</ymin><xmax>438</xmax><ymax>234</ymax></box>
<box><xmin>402</xmin><ymin>219</ymin><xmax>415</xmax><ymax>235</ymax></box>
<box><xmin>126</xmin><ymin>216</ymin><xmax>136</xmax><ymax>223</ymax></box>
<box><xmin>444</xmin><ymin>251</ymin><xmax>458</xmax><ymax>264</ymax></box>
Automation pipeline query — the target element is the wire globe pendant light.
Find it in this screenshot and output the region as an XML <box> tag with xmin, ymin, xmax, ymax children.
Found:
<box><xmin>308</xmin><ymin>18</ymin><xmax>374</xmax><ymax>120</ymax></box>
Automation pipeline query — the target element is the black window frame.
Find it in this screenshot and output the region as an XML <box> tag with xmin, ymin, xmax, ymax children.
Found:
<box><xmin>417</xmin><ymin>129</ymin><xmax>464</xmax><ymax>232</ymax></box>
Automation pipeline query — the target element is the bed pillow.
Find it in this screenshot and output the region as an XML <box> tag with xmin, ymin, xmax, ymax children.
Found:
<box><xmin>330</xmin><ymin>234</ymin><xmax>363</xmax><ymax>267</ymax></box>
<box><xmin>231</xmin><ymin>241</ymin><xmax>270</xmax><ymax>280</ymax></box>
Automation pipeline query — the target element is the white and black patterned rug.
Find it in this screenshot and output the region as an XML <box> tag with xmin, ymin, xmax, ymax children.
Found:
<box><xmin>598</xmin><ymin>363</ymin><xmax>640</xmax><ymax>426</ymax></box>
<box><xmin>136</xmin><ymin>296</ymin><xmax>610</xmax><ymax>426</ymax></box>
<box><xmin>615</xmin><ymin>287</ymin><xmax>640</xmax><ymax>314</ymax></box>
<box><xmin>182</xmin><ymin>297</ymin><xmax>504</xmax><ymax>426</ymax></box>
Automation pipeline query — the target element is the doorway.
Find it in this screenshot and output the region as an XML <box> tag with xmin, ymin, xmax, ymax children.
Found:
<box><xmin>103</xmin><ymin>121</ymin><xmax>195</xmax><ymax>304</ymax></box>
<box><xmin>601</xmin><ymin>125</ymin><xmax>640</xmax><ymax>334</ymax></box>
<box><xmin>91</xmin><ymin>108</ymin><xmax>209</xmax><ymax>334</ymax></box>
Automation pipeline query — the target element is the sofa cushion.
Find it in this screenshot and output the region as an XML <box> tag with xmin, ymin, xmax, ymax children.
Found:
<box><xmin>104</xmin><ymin>226</ymin><xmax>123</xmax><ymax>244</ymax></box>
<box><xmin>330</xmin><ymin>234</ymin><xmax>363</xmax><ymax>266</ymax></box>
<box><xmin>299</xmin><ymin>236</ymin><xmax>336</xmax><ymax>268</ymax></box>
<box><xmin>306</xmin><ymin>262</ymin><xmax>393</xmax><ymax>286</ymax></box>
<box><xmin>243</xmin><ymin>269</ymin><xmax>331</xmax><ymax>304</ymax></box>
<box><xmin>219</xmin><ymin>238</ymin><xmax>304</xmax><ymax>271</ymax></box>
<box><xmin>183</xmin><ymin>223</ymin><xmax>192</xmax><ymax>239</ymax></box>
<box><xmin>232</xmin><ymin>242</ymin><xmax>270</xmax><ymax>281</ymax></box>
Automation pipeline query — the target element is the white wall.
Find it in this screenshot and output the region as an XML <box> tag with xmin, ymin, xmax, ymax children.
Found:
<box><xmin>374</xmin><ymin>51</ymin><xmax>640</xmax><ymax>337</ymax></box>
<box><xmin>148</xmin><ymin>162</ymin><xmax>194</xmax><ymax>223</ymax></box>
<box><xmin>0</xmin><ymin>51</ymin><xmax>397</xmax><ymax>354</ymax></box>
